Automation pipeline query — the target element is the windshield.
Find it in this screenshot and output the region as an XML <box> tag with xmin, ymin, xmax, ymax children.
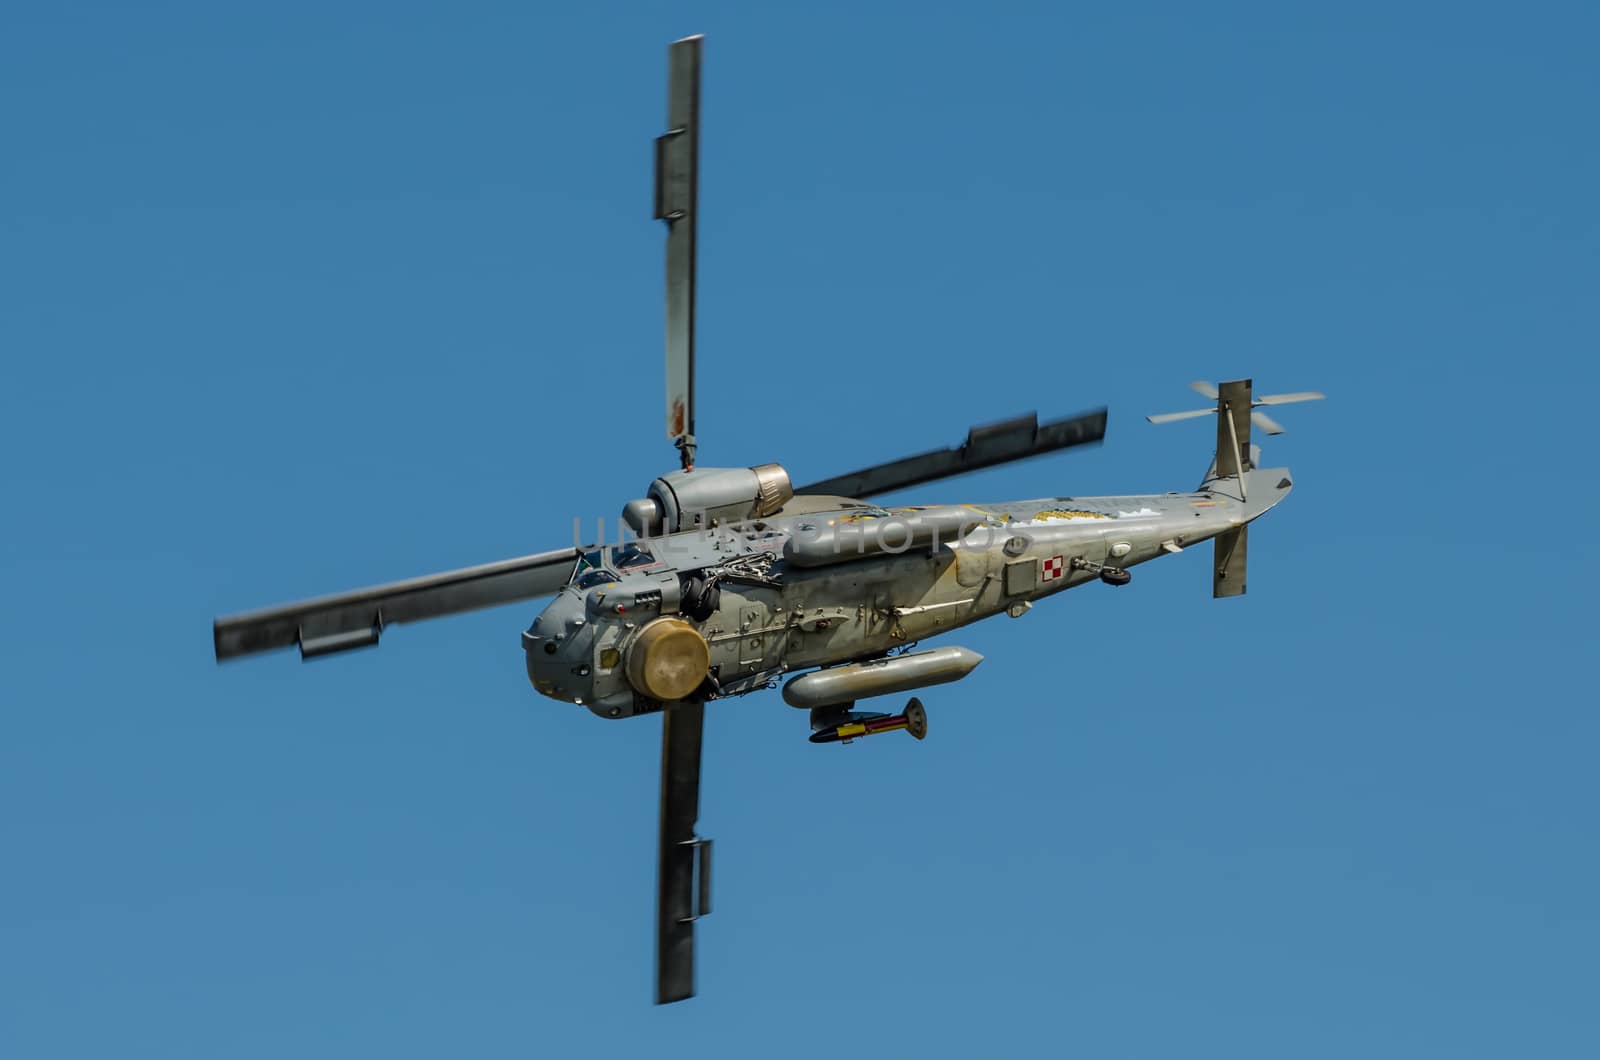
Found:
<box><xmin>570</xmin><ymin>543</ymin><xmax>655</xmax><ymax>591</ymax></box>
<box><xmin>573</xmin><ymin>568</ymin><xmax>615</xmax><ymax>591</ymax></box>
<box><xmin>611</xmin><ymin>542</ymin><xmax>655</xmax><ymax>569</ymax></box>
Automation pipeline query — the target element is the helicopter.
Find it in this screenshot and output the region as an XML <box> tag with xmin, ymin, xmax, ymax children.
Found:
<box><xmin>212</xmin><ymin>35</ymin><xmax>1323</xmax><ymax>1005</ymax></box>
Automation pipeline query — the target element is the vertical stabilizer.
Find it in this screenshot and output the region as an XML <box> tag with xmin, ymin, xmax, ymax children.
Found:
<box><xmin>1214</xmin><ymin>525</ymin><xmax>1247</xmax><ymax>598</ymax></box>
<box><xmin>1214</xmin><ymin>378</ymin><xmax>1253</xmax><ymax>480</ymax></box>
<box><xmin>1212</xmin><ymin>381</ymin><xmax>1252</xmax><ymax>596</ymax></box>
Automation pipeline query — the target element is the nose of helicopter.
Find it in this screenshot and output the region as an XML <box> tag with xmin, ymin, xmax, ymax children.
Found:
<box><xmin>522</xmin><ymin>592</ymin><xmax>596</xmax><ymax>704</ymax></box>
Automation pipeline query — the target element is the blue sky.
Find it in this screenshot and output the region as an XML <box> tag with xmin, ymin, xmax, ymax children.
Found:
<box><xmin>4</xmin><ymin>3</ymin><xmax>1597</xmax><ymax>1056</ymax></box>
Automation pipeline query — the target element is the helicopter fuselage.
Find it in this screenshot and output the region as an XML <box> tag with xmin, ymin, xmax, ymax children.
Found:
<box><xmin>524</xmin><ymin>465</ymin><xmax>1293</xmax><ymax>718</ymax></box>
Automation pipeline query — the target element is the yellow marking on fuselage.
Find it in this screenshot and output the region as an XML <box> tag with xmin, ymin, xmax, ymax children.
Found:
<box><xmin>1034</xmin><ymin>508</ymin><xmax>1110</xmax><ymax>521</ymax></box>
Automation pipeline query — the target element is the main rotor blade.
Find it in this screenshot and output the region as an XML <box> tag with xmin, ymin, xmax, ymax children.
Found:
<box><xmin>795</xmin><ymin>408</ymin><xmax>1107</xmax><ymax>500</ymax></box>
<box><xmin>1250</xmin><ymin>409</ymin><xmax>1287</xmax><ymax>435</ymax></box>
<box><xmin>1189</xmin><ymin>381</ymin><xmax>1220</xmax><ymax>399</ymax></box>
<box><xmin>657</xmin><ymin>701</ymin><xmax>707</xmax><ymax>1004</ymax></box>
<box><xmin>656</xmin><ymin>35</ymin><xmax>702</xmax><ymax>467</ymax></box>
<box><xmin>1145</xmin><ymin>407</ymin><xmax>1216</xmax><ymax>424</ymax></box>
<box><xmin>1254</xmin><ymin>391</ymin><xmax>1325</xmax><ymax>406</ymax></box>
<box><xmin>212</xmin><ymin>547</ymin><xmax>583</xmax><ymax>661</ymax></box>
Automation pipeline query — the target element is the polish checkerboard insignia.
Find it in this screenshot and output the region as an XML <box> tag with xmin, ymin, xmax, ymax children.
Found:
<box><xmin>1041</xmin><ymin>555</ymin><xmax>1065</xmax><ymax>582</ymax></box>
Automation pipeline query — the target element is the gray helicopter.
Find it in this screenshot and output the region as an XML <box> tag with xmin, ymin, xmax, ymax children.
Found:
<box><xmin>212</xmin><ymin>36</ymin><xmax>1322</xmax><ymax>1005</ymax></box>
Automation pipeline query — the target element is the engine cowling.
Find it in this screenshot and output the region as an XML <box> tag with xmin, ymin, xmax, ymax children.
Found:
<box><xmin>622</xmin><ymin>463</ymin><xmax>793</xmax><ymax>535</ymax></box>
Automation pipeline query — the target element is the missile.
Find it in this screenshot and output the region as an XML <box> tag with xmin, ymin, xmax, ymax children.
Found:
<box><xmin>809</xmin><ymin>698</ymin><xmax>928</xmax><ymax>744</ymax></box>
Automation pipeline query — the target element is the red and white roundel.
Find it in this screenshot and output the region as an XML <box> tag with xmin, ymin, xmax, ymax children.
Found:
<box><xmin>1042</xmin><ymin>555</ymin><xmax>1065</xmax><ymax>582</ymax></box>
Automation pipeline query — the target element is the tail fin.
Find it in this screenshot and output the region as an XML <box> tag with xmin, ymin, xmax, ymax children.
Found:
<box><xmin>1147</xmin><ymin>378</ymin><xmax>1325</xmax><ymax>600</ymax></box>
<box><xmin>1171</xmin><ymin>378</ymin><xmax>1256</xmax><ymax>500</ymax></box>
<box><xmin>1209</xmin><ymin>379</ymin><xmax>1253</xmax><ymax>598</ymax></box>
<box><xmin>1214</xmin><ymin>526</ymin><xmax>1247</xmax><ymax>598</ymax></box>
<box><xmin>1211</xmin><ymin>379</ymin><xmax>1253</xmax><ymax>482</ymax></box>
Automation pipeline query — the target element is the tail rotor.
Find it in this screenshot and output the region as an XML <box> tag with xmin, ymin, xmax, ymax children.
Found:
<box><xmin>1146</xmin><ymin>381</ymin><xmax>1325</xmax><ymax>436</ymax></box>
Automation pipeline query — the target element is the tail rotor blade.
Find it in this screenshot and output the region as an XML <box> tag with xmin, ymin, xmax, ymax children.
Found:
<box><xmin>1152</xmin><ymin>383</ymin><xmax>1324</xmax><ymax>433</ymax></box>
<box><xmin>1254</xmin><ymin>391</ymin><xmax>1325</xmax><ymax>406</ymax></box>
<box><xmin>1250</xmin><ymin>409</ymin><xmax>1287</xmax><ymax>435</ymax></box>
<box><xmin>1146</xmin><ymin>407</ymin><xmax>1216</xmax><ymax>425</ymax></box>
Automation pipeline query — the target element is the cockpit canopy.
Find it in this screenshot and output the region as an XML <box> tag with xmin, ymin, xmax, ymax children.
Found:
<box><xmin>570</xmin><ymin>542</ymin><xmax>658</xmax><ymax>590</ymax></box>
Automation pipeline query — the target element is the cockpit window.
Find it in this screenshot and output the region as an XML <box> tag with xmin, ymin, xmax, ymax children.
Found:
<box><xmin>574</xmin><ymin>568</ymin><xmax>615</xmax><ymax>591</ymax></box>
<box><xmin>611</xmin><ymin>542</ymin><xmax>655</xmax><ymax>569</ymax></box>
<box><xmin>571</xmin><ymin>543</ymin><xmax>654</xmax><ymax>590</ymax></box>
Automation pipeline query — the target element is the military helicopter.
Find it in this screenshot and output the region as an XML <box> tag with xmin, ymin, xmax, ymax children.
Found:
<box><xmin>212</xmin><ymin>36</ymin><xmax>1322</xmax><ymax>1005</ymax></box>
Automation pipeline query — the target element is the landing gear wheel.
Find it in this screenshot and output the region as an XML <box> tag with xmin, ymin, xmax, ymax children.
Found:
<box><xmin>904</xmin><ymin>697</ymin><xmax>928</xmax><ymax>740</ymax></box>
<box><xmin>1099</xmin><ymin>567</ymin><xmax>1132</xmax><ymax>587</ymax></box>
